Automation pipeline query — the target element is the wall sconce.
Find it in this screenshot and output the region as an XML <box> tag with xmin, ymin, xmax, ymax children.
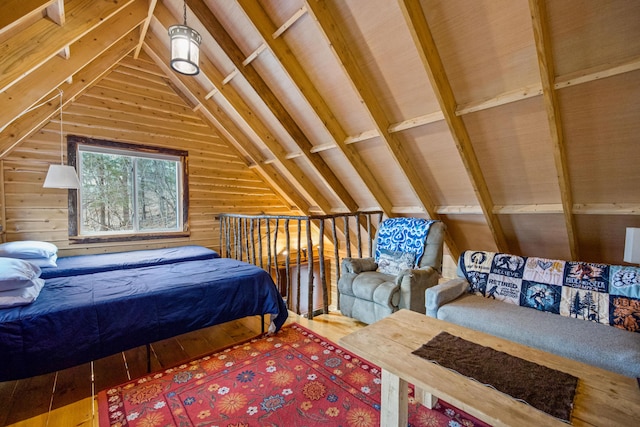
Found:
<box><xmin>43</xmin><ymin>89</ymin><xmax>80</xmax><ymax>189</ymax></box>
<box><xmin>624</xmin><ymin>227</ymin><xmax>640</xmax><ymax>264</ymax></box>
<box><xmin>168</xmin><ymin>1</ymin><xmax>201</xmax><ymax>76</ymax></box>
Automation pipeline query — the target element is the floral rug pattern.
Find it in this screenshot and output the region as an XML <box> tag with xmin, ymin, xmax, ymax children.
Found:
<box><xmin>99</xmin><ymin>324</ymin><xmax>488</xmax><ymax>427</ymax></box>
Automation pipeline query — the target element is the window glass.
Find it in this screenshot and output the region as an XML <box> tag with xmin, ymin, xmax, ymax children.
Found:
<box><xmin>78</xmin><ymin>145</ymin><xmax>182</xmax><ymax>236</ymax></box>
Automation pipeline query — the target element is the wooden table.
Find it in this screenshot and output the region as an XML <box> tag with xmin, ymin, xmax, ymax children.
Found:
<box><xmin>339</xmin><ymin>309</ymin><xmax>640</xmax><ymax>427</ymax></box>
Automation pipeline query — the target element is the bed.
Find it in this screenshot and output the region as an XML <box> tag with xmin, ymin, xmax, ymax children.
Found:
<box><xmin>0</xmin><ymin>245</ymin><xmax>288</xmax><ymax>381</ymax></box>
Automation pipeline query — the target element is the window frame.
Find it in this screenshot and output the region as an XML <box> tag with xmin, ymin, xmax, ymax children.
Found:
<box><xmin>68</xmin><ymin>135</ymin><xmax>189</xmax><ymax>243</ymax></box>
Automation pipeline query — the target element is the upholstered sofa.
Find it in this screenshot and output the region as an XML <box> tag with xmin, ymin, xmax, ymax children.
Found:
<box><xmin>426</xmin><ymin>250</ymin><xmax>640</xmax><ymax>378</ymax></box>
<box><xmin>339</xmin><ymin>219</ymin><xmax>445</xmax><ymax>324</ymax></box>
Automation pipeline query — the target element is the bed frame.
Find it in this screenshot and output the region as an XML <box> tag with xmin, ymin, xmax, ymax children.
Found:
<box><xmin>0</xmin><ymin>245</ymin><xmax>288</xmax><ymax>381</ymax></box>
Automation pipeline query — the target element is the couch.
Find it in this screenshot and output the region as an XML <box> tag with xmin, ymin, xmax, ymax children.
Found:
<box><xmin>426</xmin><ymin>250</ymin><xmax>640</xmax><ymax>378</ymax></box>
<box><xmin>339</xmin><ymin>219</ymin><xmax>445</xmax><ymax>324</ymax></box>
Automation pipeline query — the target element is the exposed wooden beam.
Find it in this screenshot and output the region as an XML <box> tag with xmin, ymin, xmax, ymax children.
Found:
<box><xmin>555</xmin><ymin>54</ymin><xmax>640</xmax><ymax>89</ymax></box>
<box><xmin>134</xmin><ymin>0</ymin><xmax>158</xmax><ymax>59</ymax></box>
<box><xmin>0</xmin><ymin>0</ymin><xmax>137</xmax><ymax>93</ymax></box>
<box><xmin>399</xmin><ymin>0</ymin><xmax>509</xmax><ymax>255</ymax></box>
<box><xmin>456</xmin><ymin>83</ymin><xmax>543</xmax><ymax>116</ymax></box>
<box><xmin>493</xmin><ymin>204</ymin><xmax>563</xmax><ymax>215</ymax></box>
<box><xmin>529</xmin><ymin>0</ymin><xmax>579</xmax><ymax>260</ymax></box>
<box><xmin>0</xmin><ymin>33</ymin><xmax>139</xmax><ymax>159</ymax></box>
<box><xmin>0</xmin><ymin>1</ymin><xmax>148</xmax><ymax>132</ymax></box>
<box><xmin>272</xmin><ymin>6</ymin><xmax>307</xmax><ymax>39</ymax></box>
<box><xmin>186</xmin><ymin>0</ymin><xmax>358</xmax><ymax>214</ymax></box>
<box><xmin>238</xmin><ymin>0</ymin><xmax>395</xmax><ymax>216</ymax></box>
<box><xmin>573</xmin><ymin>203</ymin><xmax>640</xmax><ymax>215</ymax></box>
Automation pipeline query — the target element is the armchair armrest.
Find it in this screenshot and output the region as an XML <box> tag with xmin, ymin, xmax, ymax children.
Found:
<box><xmin>341</xmin><ymin>257</ymin><xmax>377</xmax><ymax>274</ymax></box>
<box><xmin>395</xmin><ymin>266</ymin><xmax>440</xmax><ymax>313</ymax></box>
<box><xmin>425</xmin><ymin>278</ymin><xmax>470</xmax><ymax>318</ymax></box>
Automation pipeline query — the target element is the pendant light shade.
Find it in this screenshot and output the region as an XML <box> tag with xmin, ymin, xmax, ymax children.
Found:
<box><xmin>43</xmin><ymin>89</ymin><xmax>80</xmax><ymax>189</ymax></box>
<box><xmin>169</xmin><ymin>2</ymin><xmax>201</xmax><ymax>76</ymax></box>
<box><xmin>43</xmin><ymin>164</ymin><xmax>81</xmax><ymax>189</ymax></box>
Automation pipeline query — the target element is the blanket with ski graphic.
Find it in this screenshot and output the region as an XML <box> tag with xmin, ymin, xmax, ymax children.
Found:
<box><xmin>460</xmin><ymin>251</ymin><xmax>640</xmax><ymax>333</ymax></box>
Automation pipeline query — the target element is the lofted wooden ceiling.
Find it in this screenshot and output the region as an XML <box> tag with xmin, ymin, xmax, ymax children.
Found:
<box><xmin>1</xmin><ymin>0</ymin><xmax>639</xmax><ymax>265</ymax></box>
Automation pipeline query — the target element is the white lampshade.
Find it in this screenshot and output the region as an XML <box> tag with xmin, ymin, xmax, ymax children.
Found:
<box><xmin>624</xmin><ymin>227</ymin><xmax>640</xmax><ymax>264</ymax></box>
<box><xmin>169</xmin><ymin>24</ymin><xmax>201</xmax><ymax>76</ymax></box>
<box><xmin>43</xmin><ymin>164</ymin><xmax>80</xmax><ymax>189</ymax></box>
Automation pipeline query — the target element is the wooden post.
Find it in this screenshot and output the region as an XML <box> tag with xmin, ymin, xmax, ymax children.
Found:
<box><xmin>306</xmin><ymin>218</ymin><xmax>314</xmax><ymax>319</ymax></box>
<box><xmin>355</xmin><ymin>213</ymin><xmax>362</xmax><ymax>258</ymax></box>
<box><xmin>318</xmin><ymin>218</ymin><xmax>328</xmax><ymax>313</ymax></box>
<box><xmin>331</xmin><ymin>217</ymin><xmax>340</xmax><ymax>309</ymax></box>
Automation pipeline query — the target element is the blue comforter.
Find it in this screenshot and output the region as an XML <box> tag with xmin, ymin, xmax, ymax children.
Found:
<box><xmin>0</xmin><ymin>246</ymin><xmax>288</xmax><ymax>381</ymax></box>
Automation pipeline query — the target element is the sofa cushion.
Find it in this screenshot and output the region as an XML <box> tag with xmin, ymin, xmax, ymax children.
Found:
<box><xmin>437</xmin><ymin>293</ymin><xmax>640</xmax><ymax>378</ymax></box>
<box><xmin>459</xmin><ymin>250</ymin><xmax>640</xmax><ymax>333</ymax></box>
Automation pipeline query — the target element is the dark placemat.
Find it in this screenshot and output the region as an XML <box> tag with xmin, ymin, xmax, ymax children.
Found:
<box><xmin>412</xmin><ymin>332</ymin><xmax>578</xmax><ymax>423</ymax></box>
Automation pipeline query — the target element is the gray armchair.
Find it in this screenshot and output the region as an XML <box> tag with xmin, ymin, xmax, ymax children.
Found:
<box><xmin>338</xmin><ymin>220</ymin><xmax>445</xmax><ymax>324</ymax></box>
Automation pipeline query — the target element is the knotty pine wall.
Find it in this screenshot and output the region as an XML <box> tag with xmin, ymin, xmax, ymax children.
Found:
<box><xmin>0</xmin><ymin>53</ymin><xmax>294</xmax><ymax>257</ymax></box>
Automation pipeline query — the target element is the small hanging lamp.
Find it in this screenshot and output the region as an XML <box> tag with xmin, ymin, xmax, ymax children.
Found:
<box><xmin>43</xmin><ymin>89</ymin><xmax>80</xmax><ymax>189</ymax></box>
<box><xmin>168</xmin><ymin>0</ymin><xmax>201</xmax><ymax>76</ymax></box>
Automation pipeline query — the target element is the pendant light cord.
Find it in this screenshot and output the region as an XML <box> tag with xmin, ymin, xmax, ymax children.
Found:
<box><xmin>183</xmin><ymin>0</ymin><xmax>187</xmax><ymax>26</ymax></box>
<box><xmin>57</xmin><ymin>88</ymin><xmax>64</xmax><ymax>165</ymax></box>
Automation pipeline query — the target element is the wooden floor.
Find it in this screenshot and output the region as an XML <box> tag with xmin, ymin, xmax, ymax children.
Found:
<box><xmin>0</xmin><ymin>311</ymin><xmax>365</xmax><ymax>427</ymax></box>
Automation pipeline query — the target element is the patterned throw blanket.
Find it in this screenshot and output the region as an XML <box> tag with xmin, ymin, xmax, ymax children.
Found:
<box><xmin>374</xmin><ymin>218</ymin><xmax>436</xmax><ymax>267</ymax></box>
<box><xmin>460</xmin><ymin>250</ymin><xmax>640</xmax><ymax>333</ymax></box>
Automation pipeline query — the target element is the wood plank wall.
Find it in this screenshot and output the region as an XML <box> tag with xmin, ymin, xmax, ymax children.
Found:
<box><xmin>0</xmin><ymin>52</ymin><xmax>295</xmax><ymax>256</ymax></box>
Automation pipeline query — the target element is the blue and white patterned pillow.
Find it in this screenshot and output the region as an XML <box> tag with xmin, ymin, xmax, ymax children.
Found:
<box><xmin>377</xmin><ymin>249</ymin><xmax>416</xmax><ymax>276</ymax></box>
<box><xmin>375</xmin><ymin>218</ymin><xmax>436</xmax><ymax>267</ymax></box>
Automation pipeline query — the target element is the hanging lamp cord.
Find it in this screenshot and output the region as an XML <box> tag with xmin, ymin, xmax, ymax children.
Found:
<box><xmin>183</xmin><ymin>0</ymin><xmax>187</xmax><ymax>26</ymax></box>
<box><xmin>57</xmin><ymin>88</ymin><xmax>64</xmax><ymax>165</ymax></box>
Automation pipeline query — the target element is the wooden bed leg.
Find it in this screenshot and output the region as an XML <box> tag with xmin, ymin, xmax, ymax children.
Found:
<box><xmin>261</xmin><ymin>314</ymin><xmax>265</xmax><ymax>334</ymax></box>
<box><xmin>146</xmin><ymin>343</ymin><xmax>151</xmax><ymax>373</ymax></box>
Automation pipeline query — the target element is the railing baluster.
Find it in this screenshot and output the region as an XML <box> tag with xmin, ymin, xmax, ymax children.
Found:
<box><xmin>318</xmin><ymin>218</ymin><xmax>327</xmax><ymax>314</ymax></box>
<box><xmin>306</xmin><ymin>218</ymin><xmax>314</xmax><ymax>320</ymax></box>
<box><xmin>331</xmin><ymin>217</ymin><xmax>340</xmax><ymax>310</ymax></box>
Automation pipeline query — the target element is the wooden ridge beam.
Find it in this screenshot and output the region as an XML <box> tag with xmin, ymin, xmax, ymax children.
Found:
<box><xmin>186</xmin><ymin>0</ymin><xmax>358</xmax><ymax>214</ymax></box>
<box><xmin>0</xmin><ymin>33</ymin><xmax>139</xmax><ymax>159</ymax></box>
<box><xmin>398</xmin><ymin>0</ymin><xmax>507</xmax><ymax>256</ymax></box>
<box><xmin>0</xmin><ymin>0</ymin><xmax>137</xmax><ymax>93</ymax></box>
<box><xmin>238</xmin><ymin>0</ymin><xmax>394</xmax><ymax>216</ymax></box>
<box><xmin>529</xmin><ymin>0</ymin><xmax>579</xmax><ymax>260</ymax></box>
<box><xmin>0</xmin><ymin>0</ymin><xmax>148</xmax><ymax>132</ymax></box>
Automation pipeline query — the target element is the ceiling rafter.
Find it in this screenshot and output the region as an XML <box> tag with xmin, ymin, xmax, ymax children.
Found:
<box><xmin>152</xmin><ymin>5</ymin><xmax>328</xmax><ymax>214</ymax></box>
<box><xmin>398</xmin><ymin>0</ymin><xmax>508</xmax><ymax>254</ymax></box>
<box><xmin>0</xmin><ymin>33</ymin><xmax>139</xmax><ymax>159</ymax></box>
<box><xmin>304</xmin><ymin>0</ymin><xmax>459</xmax><ymax>259</ymax></box>
<box><xmin>0</xmin><ymin>1</ymin><xmax>148</xmax><ymax>133</ymax></box>
<box><xmin>134</xmin><ymin>0</ymin><xmax>158</xmax><ymax>59</ymax></box>
<box><xmin>529</xmin><ymin>0</ymin><xmax>579</xmax><ymax>260</ymax></box>
<box><xmin>0</xmin><ymin>0</ymin><xmax>138</xmax><ymax>93</ymax></box>
<box><xmin>185</xmin><ymin>0</ymin><xmax>358</xmax><ymax>214</ymax></box>
<box><xmin>237</xmin><ymin>0</ymin><xmax>395</xmax><ymax>217</ymax></box>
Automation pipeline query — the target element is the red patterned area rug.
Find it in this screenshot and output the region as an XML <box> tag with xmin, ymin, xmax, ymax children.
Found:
<box><xmin>98</xmin><ymin>323</ymin><xmax>489</xmax><ymax>427</ymax></box>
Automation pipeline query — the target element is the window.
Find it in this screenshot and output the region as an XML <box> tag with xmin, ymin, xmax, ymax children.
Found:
<box><xmin>68</xmin><ymin>136</ymin><xmax>188</xmax><ymax>241</ymax></box>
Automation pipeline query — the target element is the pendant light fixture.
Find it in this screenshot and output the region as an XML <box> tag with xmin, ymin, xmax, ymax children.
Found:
<box><xmin>168</xmin><ymin>0</ymin><xmax>202</xmax><ymax>76</ymax></box>
<box><xmin>43</xmin><ymin>89</ymin><xmax>80</xmax><ymax>189</ymax></box>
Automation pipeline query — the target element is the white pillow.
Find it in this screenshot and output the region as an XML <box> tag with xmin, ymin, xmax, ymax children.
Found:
<box><xmin>0</xmin><ymin>278</ymin><xmax>45</xmax><ymax>308</ymax></box>
<box><xmin>0</xmin><ymin>257</ymin><xmax>42</xmax><ymax>291</ymax></box>
<box><xmin>0</xmin><ymin>240</ymin><xmax>58</xmax><ymax>259</ymax></box>
<box><xmin>28</xmin><ymin>254</ymin><xmax>58</xmax><ymax>268</ymax></box>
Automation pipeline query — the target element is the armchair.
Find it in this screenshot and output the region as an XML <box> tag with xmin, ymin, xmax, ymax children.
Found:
<box><xmin>338</xmin><ymin>219</ymin><xmax>445</xmax><ymax>324</ymax></box>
